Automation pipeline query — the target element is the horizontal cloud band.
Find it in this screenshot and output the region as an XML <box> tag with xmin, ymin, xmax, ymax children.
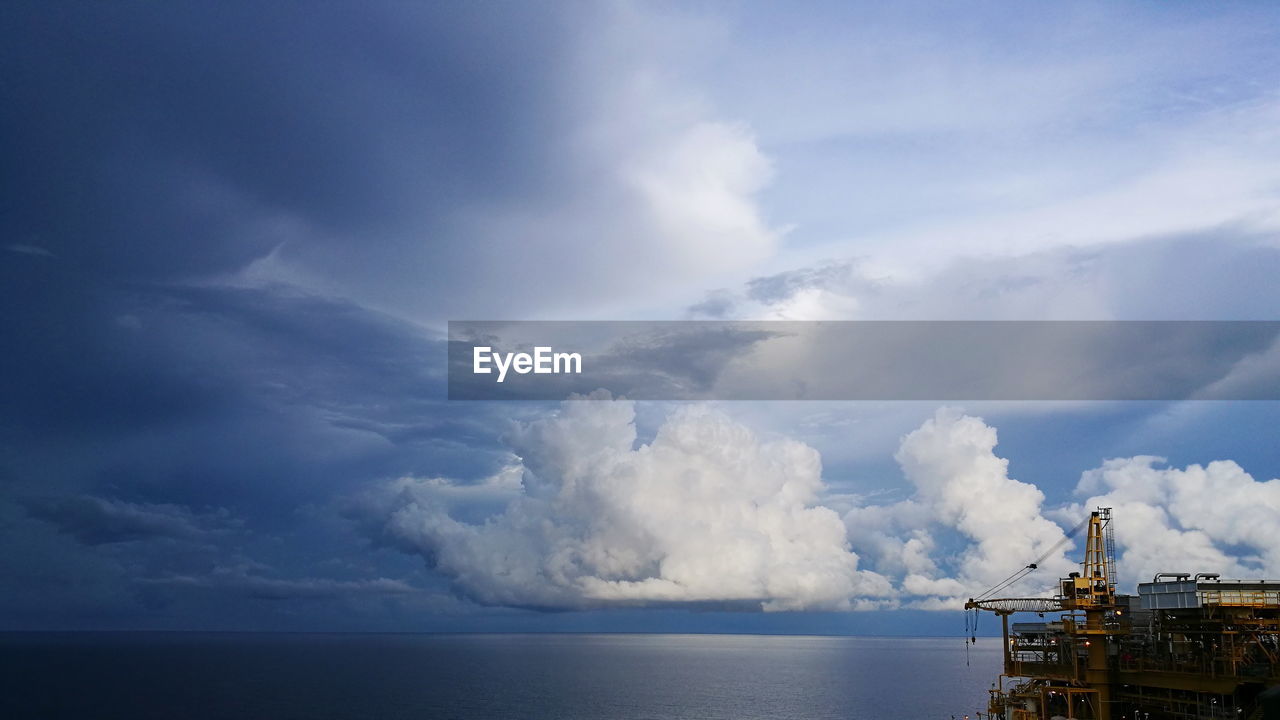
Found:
<box><xmin>352</xmin><ymin>400</ymin><xmax>1280</xmax><ymax>612</ymax></box>
<box><xmin>448</xmin><ymin>320</ymin><xmax>1280</xmax><ymax>401</ymax></box>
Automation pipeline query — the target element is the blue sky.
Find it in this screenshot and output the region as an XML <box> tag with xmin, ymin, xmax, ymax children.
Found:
<box><xmin>3</xmin><ymin>1</ymin><xmax>1280</xmax><ymax>633</ymax></box>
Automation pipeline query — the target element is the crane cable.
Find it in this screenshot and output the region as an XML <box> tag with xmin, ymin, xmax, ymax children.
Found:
<box><xmin>973</xmin><ymin>514</ymin><xmax>1090</xmax><ymax>603</ymax></box>
<box><xmin>965</xmin><ymin>514</ymin><xmax>1092</xmax><ymax>654</ymax></box>
<box><xmin>964</xmin><ymin>610</ymin><xmax>971</xmax><ymax>666</ymax></box>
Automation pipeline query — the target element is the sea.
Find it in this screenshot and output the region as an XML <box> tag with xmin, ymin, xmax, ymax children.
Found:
<box><xmin>0</xmin><ymin>633</ymin><xmax>1002</xmax><ymax>719</ymax></box>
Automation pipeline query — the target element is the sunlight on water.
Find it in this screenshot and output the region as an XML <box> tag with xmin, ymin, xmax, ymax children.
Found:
<box><xmin>0</xmin><ymin>633</ymin><xmax>1002</xmax><ymax>720</ymax></box>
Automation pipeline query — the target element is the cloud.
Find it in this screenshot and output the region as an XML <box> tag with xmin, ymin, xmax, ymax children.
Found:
<box><xmin>147</xmin><ymin>566</ymin><xmax>417</xmax><ymax>601</ymax></box>
<box><xmin>696</xmin><ymin>231</ymin><xmax>1280</xmax><ymax>322</ymax></box>
<box><xmin>353</xmin><ymin>401</ymin><xmax>1280</xmax><ymax>613</ymax></box>
<box><xmin>621</xmin><ymin>121</ymin><xmax>776</xmax><ymax>272</ymax></box>
<box><xmin>22</xmin><ymin>495</ymin><xmax>234</xmax><ymax>545</ymax></box>
<box><xmin>1193</xmin><ymin>334</ymin><xmax>1280</xmax><ymax>400</ymax></box>
<box><xmin>845</xmin><ymin>409</ymin><xmax>1076</xmax><ymax>609</ymax></box>
<box><xmin>701</xmin><ymin>5</ymin><xmax>1280</xmax><ymax>278</ymax></box>
<box><xmin>1</xmin><ymin>3</ymin><xmax>783</xmax><ymax>327</ymax></box>
<box><xmin>685</xmin><ymin>289</ymin><xmax>737</xmax><ymax>319</ymax></box>
<box><xmin>1072</xmin><ymin>456</ymin><xmax>1280</xmax><ymax>585</ymax></box>
<box><xmin>842</xmin><ymin>409</ymin><xmax>1280</xmax><ymax>605</ymax></box>
<box><xmin>5</xmin><ymin>243</ymin><xmax>56</xmax><ymax>258</ymax></box>
<box><xmin>4</xmin><ymin>1</ymin><xmax>1279</xmax><ymax>632</ymax></box>
<box><xmin>355</xmin><ymin>394</ymin><xmax>893</xmax><ymax>611</ymax></box>
<box><xmin>745</xmin><ymin>261</ymin><xmax>864</xmax><ymax>306</ymax></box>
<box><xmin>443</xmin><ymin>111</ymin><xmax>781</xmax><ymax>321</ymax></box>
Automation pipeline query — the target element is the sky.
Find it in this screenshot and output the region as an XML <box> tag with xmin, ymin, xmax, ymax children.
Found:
<box><xmin>3</xmin><ymin>1</ymin><xmax>1280</xmax><ymax>634</ymax></box>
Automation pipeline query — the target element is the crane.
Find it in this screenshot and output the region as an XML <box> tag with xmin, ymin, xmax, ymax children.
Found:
<box><xmin>964</xmin><ymin>508</ymin><xmax>1118</xmax><ymax>720</ymax></box>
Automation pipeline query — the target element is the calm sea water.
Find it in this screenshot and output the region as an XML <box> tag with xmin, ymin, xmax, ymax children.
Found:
<box><xmin>0</xmin><ymin>633</ymin><xmax>1001</xmax><ymax>719</ymax></box>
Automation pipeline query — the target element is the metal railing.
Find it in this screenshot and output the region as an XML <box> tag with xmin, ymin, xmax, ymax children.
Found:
<box><xmin>1197</xmin><ymin>588</ymin><xmax>1280</xmax><ymax>607</ymax></box>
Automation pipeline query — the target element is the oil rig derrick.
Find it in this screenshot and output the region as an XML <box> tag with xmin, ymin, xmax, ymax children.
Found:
<box><xmin>965</xmin><ymin>508</ymin><xmax>1280</xmax><ymax>720</ymax></box>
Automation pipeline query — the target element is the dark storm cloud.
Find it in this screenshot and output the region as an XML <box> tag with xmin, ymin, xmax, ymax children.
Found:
<box><xmin>0</xmin><ymin>1</ymin><xmax>572</xmax><ymax>282</ymax></box>
<box><xmin>146</xmin><ymin>568</ymin><xmax>417</xmax><ymax>601</ymax></box>
<box><xmin>0</xmin><ymin>1</ymin><xmax>584</xmax><ymax>571</ymax></box>
<box><xmin>1</xmin><ymin>0</ymin><xmax>578</xmax><ymax>473</ymax></box>
<box><xmin>0</xmin><ymin>240</ymin><xmax>536</xmax><ymax>625</ymax></box>
<box><xmin>0</xmin><ymin>10</ymin><xmax>578</xmax><ymax>635</ymax></box>
<box><xmin>21</xmin><ymin>495</ymin><xmax>232</xmax><ymax>545</ymax></box>
<box><xmin>2</xmin><ymin>277</ymin><xmax>523</xmax><ymax>515</ymax></box>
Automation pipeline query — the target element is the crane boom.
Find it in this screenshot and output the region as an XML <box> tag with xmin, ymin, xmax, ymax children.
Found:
<box><xmin>963</xmin><ymin>597</ymin><xmax>1066</xmax><ymax>614</ymax></box>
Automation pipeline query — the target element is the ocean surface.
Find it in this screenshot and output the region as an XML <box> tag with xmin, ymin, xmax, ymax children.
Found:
<box><xmin>0</xmin><ymin>633</ymin><xmax>1001</xmax><ymax>719</ymax></box>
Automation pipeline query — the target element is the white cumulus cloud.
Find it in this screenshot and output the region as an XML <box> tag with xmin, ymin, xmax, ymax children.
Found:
<box><xmin>846</xmin><ymin>409</ymin><xmax>1076</xmax><ymax>609</ymax></box>
<box><xmin>355</xmin><ymin>401</ymin><xmax>1280</xmax><ymax>613</ymax></box>
<box><xmin>359</xmin><ymin>395</ymin><xmax>892</xmax><ymax>611</ymax></box>
<box><xmin>1072</xmin><ymin>456</ymin><xmax>1280</xmax><ymax>586</ymax></box>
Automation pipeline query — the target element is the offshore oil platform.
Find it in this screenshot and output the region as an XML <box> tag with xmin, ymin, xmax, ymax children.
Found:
<box><xmin>965</xmin><ymin>508</ymin><xmax>1280</xmax><ymax>720</ymax></box>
